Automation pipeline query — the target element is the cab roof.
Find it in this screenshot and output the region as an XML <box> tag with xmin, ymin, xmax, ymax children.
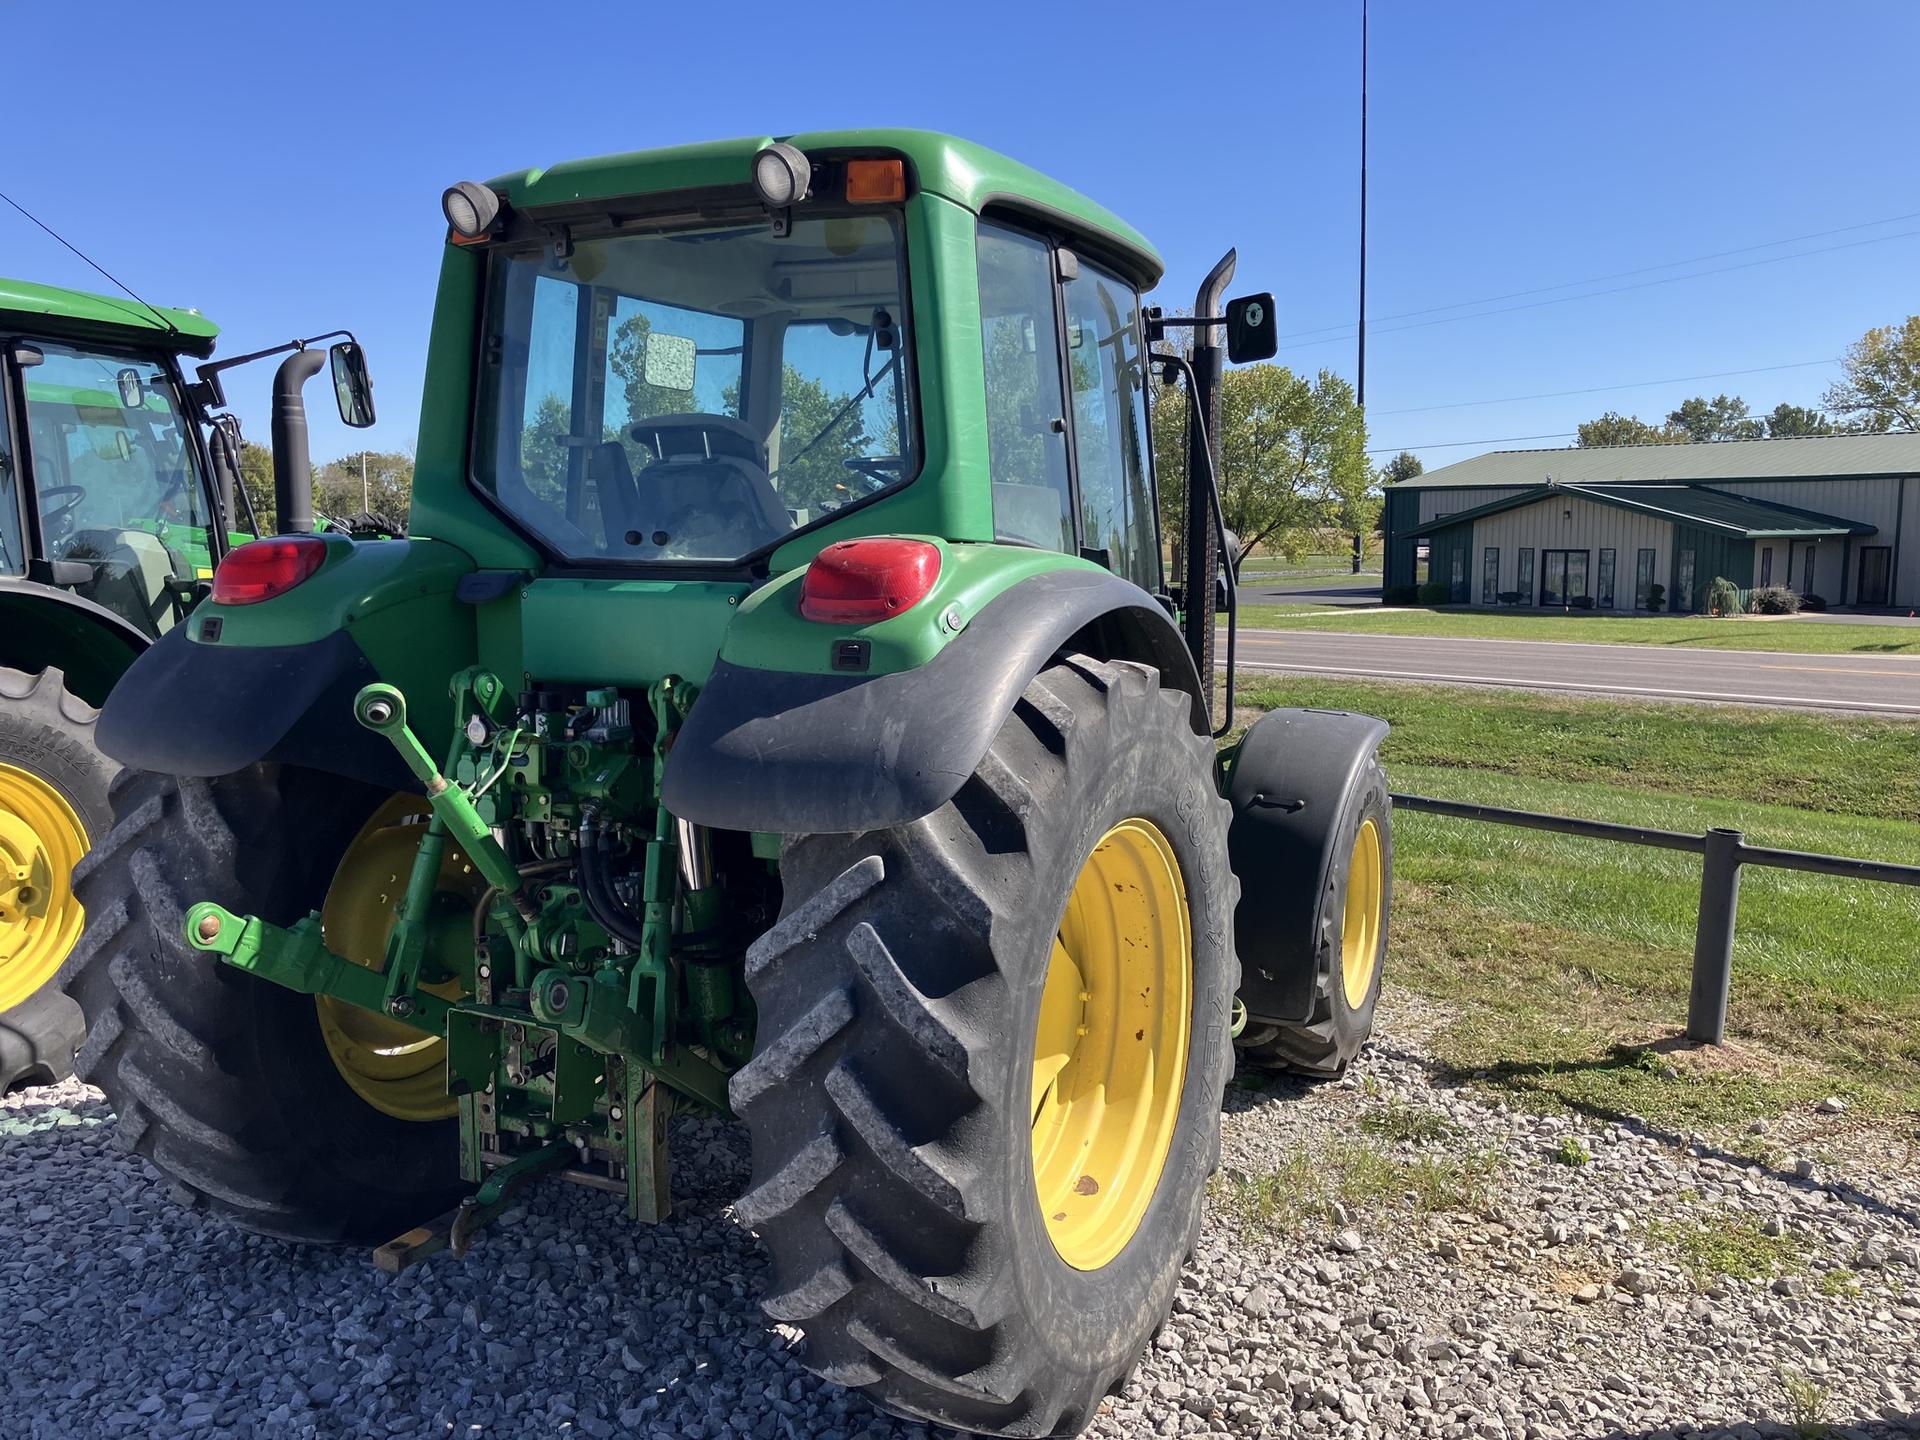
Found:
<box><xmin>485</xmin><ymin>129</ymin><xmax>1165</xmax><ymax>287</ymax></box>
<box><xmin>0</xmin><ymin>276</ymin><xmax>219</xmax><ymax>358</ymax></box>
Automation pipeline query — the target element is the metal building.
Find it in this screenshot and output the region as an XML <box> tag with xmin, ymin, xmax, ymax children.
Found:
<box><xmin>1381</xmin><ymin>433</ymin><xmax>1920</xmax><ymax>611</ymax></box>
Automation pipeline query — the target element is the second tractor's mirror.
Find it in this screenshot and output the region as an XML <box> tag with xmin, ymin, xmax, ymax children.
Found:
<box><xmin>330</xmin><ymin>341</ymin><xmax>376</xmax><ymax>428</ymax></box>
<box><xmin>1225</xmin><ymin>292</ymin><xmax>1277</xmax><ymax>364</ymax></box>
<box><xmin>116</xmin><ymin>367</ymin><xmax>143</xmax><ymax>407</ymax></box>
<box><xmin>643</xmin><ymin>332</ymin><xmax>696</xmax><ymax>392</ymax></box>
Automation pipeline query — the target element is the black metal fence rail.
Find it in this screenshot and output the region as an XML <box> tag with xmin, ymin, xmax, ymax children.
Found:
<box><xmin>1388</xmin><ymin>792</ymin><xmax>1920</xmax><ymax>1044</ymax></box>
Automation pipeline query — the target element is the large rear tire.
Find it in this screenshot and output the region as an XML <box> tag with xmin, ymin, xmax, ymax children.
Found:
<box><xmin>1235</xmin><ymin>759</ymin><xmax>1391</xmax><ymax>1078</ymax></box>
<box><xmin>0</xmin><ymin>667</ymin><xmax>107</xmax><ymax>1092</ymax></box>
<box><xmin>60</xmin><ymin>765</ymin><xmax>467</xmax><ymax>1243</ymax></box>
<box><xmin>732</xmin><ymin>655</ymin><xmax>1237</xmax><ymax>1437</ymax></box>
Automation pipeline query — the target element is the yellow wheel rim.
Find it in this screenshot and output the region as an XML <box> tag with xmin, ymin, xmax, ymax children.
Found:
<box><xmin>316</xmin><ymin>796</ymin><xmax>482</xmax><ymax>1123</ymax></box>
<box><xmin>1031</xmin><ymin>818</ymin><xmax>1191</xmax><ymax>1272</ymax></box>
<box><xmin>1340</xmin><ymin>817</ymin><xmax>1385</xmax><ymax>1009</ymax></box>
<box><xmin>0</xmin><ymin>763</ymin><xmax>89</xmax><ymax>1014</ymax></box>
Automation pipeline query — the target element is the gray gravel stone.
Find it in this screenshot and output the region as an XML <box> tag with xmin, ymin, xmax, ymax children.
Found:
<box><xmin>8</xmin><ymin>986</ymin><xmax>1919</xmax><ymax>1440</ymax></box>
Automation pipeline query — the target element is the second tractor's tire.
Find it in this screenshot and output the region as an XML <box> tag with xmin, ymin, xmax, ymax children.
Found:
<box><xmin>1236</xmin><ymin>758</ymin><xmax>1392</xmax><ymax>1079</ymax></box>
<box><xmin>0</xmin><ymin>667</ymin><xmax>110</xmax><ymax>1092</ymax></box>
<box><xmin>60</xmin><ymin>764</ymin><xmax>467</xmax><ymax>1244</ymax></box>
<box><xmin>732</xmin><ymin>655</ymin><xmax>1238</xmax><ymax>1438</ymax></box>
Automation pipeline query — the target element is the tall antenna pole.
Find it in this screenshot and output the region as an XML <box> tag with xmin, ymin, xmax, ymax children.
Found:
<box><xmin>1358</xmin><ymin>0</ymin><xmax>1369</xmax><ymax>409</ymax></box>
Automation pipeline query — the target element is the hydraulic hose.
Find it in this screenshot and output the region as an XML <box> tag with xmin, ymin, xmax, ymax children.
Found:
<box><xmin>576</xmin><ymin>806</ymin><xmax>650</xmax><ymax>950</ymax></box>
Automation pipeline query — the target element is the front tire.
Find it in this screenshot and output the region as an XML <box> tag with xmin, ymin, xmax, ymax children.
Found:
<box><xmin>60</xmin><ymin>765</ymin><xmax>466</xmax><ymax>1243</ymax></box>
<box><xmin>1236</xmin><ymin>760</ymin><xmax>1392</xmax><ymax>1078</ymax></box>
<box><xmin>732</xmin><ymin>655</ymin><xmax>1237</xmax><ymax>1437</ymax></box>
<box><xmin>0</xmin><ymin>667</ymin><xmax>108</xmax><ymax>1092</ymax></box>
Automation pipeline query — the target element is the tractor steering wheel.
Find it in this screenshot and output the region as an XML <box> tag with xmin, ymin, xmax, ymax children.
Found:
<box><xmin>36</xmin><ymin>485</ymin><xmax>86</xmax><ymax>536</ymax></box>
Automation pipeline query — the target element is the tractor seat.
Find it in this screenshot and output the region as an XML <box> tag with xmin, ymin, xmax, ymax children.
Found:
<box><xmin>61</xmin><ymin>528</ymin><xmax>181</xmax><ymax>638</ymax></box>
<box><xmin>625</xmin><ymin>414</ymin><xmax>789</xmax><ymax>552</ymax></box>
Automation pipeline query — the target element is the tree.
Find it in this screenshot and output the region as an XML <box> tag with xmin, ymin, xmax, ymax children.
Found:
<box><xmin>1576</xmin><ymin>411</ymin><xmax>1680</xmax><ymax>447</ymax></box>
<box><xmin>1665</xmin><ymin>393</ymin><xmax>1763</xmax><ymax>442</ymax></box>
<box><xmin>1823</xmin><ymin>316</ymin><xmax>1920</xmax><ymax>433</ymax></box>
<box><xmin>1763</xmin><ymin>402</ymin><xmax>1834</xmax><ymax>438</ymax></box>
<box><xmin>1214</xmin><ymin>365</ymin><xmax>1370</xmax><ymax>578</ymax></box>
<box><xmin>314</xmin><ymin>450</ymin><xmax>415</xmax><ymax>527</ymax></box>
<box><xmin>1379</xmin><ymin>451</ymin><xmax>1423</xmax><ymax>485</ymax></box>
<box><xmin>237</xmin><ymin>439</ymin><xmax>277</xmax><ymax>532</ymax></box>
<box><xmin>761</xmin><ymin>366</ymin><xmax>875</xmax><ymax>517</ymax></box>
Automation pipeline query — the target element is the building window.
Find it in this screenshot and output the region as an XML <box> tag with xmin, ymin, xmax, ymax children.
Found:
<box><xmin>1482</xmin><ymin>546</ymin><xmax>1499</xmax><ymax>604</ymax></box>
<box><xmin>1759</xmin><ymin>546</ymin><xmax>1774</xmax><ymax>588</ymax></box>
<box><xmin>1597</xmin><ymin>548</ymin><xmax>1616</xmax><ymax>609</ymax></box>
<box><xmin>1516</xmin><ymin>548</ymin><xmax>1534</xmax><ymax>605</ymax></box>
<box><xmin>1414</xmin><ymin>540</ymin><xmax>1430</xmax><ymax>584</ymax></box>
<box><xmin>1449</xmin><ymin>547</ymin><xmax>1466</xmax><ymax>602</ymax></box>
<box><xmin>1674</xmin><ymin>548</ymin><xmax>1696</xmax><ymax>613</ymax></box>
<box><xmin>1541</xmin><ymin>549</ymin><xmax>1589</xmax><ymax>607</ymax></box>
<box><xmin>1635</xmin><ymin>548</ymin><xmax>1656</xmax><ymax>609</ymax></box>
<box><xmin>1859</xmin><ymin>546</ymin><xmax>1893</xmax><ymax>606</ymax></box>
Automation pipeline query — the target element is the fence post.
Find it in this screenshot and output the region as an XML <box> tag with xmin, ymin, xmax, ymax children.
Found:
<box><xmin>1686</xmin><ymin>828</ymin><xmax>1745</xmax><ymax>1044</ymax></box>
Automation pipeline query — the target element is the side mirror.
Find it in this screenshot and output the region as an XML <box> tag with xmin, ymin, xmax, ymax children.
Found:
<box><xmin>116</xmin><ymin>368</ymin><xmax>144</xmax><ymax>408</ymax></box>
<box><xmin>1224</xmin><ymin>292</ymin><xmax>1277</xmax><ymax>364</ymax></box>
<box><xmin>329</xmin><ymin>341</ymin><xmax>376</xmax><ymax>428</ymax></box>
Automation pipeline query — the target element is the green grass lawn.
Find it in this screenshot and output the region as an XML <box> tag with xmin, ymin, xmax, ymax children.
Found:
<box><xmin>1232</xmin><ymin>677</ymin><xmax>1920</xmax><ymax>1128</ymax></box>
<box><xmin>1234</xmin><ymin>604</ymin><xmax>1920</xmax><ymax>655</ymax></box>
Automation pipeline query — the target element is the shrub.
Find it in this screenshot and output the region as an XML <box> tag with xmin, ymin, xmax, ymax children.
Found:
<box><xmin>1496</xmin><ymin>590</ymin><xmax>1522</xmax><ymax>605</ymax></box>
<box><xmin>1381</xmin><ymin>584</ymin><xmax>1420</xmax><ymax>605</ymax></box>
<box><xmin>1705</xmin><ymin>576</ymin><xmax>1741</xmax><ymax>616</ymax></box>
<box><xmin>1570</xmin><ymin>595</ymin><xmax>1596</xmax><ymax>610</ymax></box>
<box><xmin>1416</xmin><ymin>581</ymin><xmax>1452</xmax><ymax>605</ymax></box>
<box><xmin>1646</xmin><ymin>583</ymin><xmax>1666</xmax><ymax>613</ymax></box>
<box><xmin>1748</xmin><ymin>585</ymin><xmax>1801</xmax><ymax>615</ymax></box>
<box><xmin>1801</xmin><ymin>593</ymin><xmax>1828</xmax><ymax>612</ymax></box>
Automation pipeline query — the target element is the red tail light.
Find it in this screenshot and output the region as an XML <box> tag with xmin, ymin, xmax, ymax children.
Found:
<box><xmin>212</xmin><ymin>536</ymin><xmax>328</xmax><ymax>606</ymax></box>
<box><xmin>799</xmin><ymin>539</ymin><xmax>941</xmax><ymax>625</ymax></box>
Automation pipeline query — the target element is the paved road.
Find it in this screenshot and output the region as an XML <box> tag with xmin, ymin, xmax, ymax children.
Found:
<box><xmin>1229</xmin><ymin>627</ymin><xmax>1920</xmax><ymax>715</ymax></box>
<box><xmin>1242</xmin><ymin>578</ymin><xmax>1382</xmax><ymax>607</ymax></box>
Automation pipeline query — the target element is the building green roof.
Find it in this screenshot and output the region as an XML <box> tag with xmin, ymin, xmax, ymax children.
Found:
<box><xmin>1414</xmin><ymin>482</ymin><xmax>1877</xmax><ymax>540</ymax></box>
<box><xmin>1393</xmin><ymin>432</ymin><xmax>1920</xmax><ymax>489</ymax></box>
<box><xmin>484</xmin><ymin>129</ymin><xmax>1164</xmax><ymax>285</ymax></box>
<box><xmin>0</xmin><ymin>276</ymin><xmax>219</xmax><ymax>357</ymax></box>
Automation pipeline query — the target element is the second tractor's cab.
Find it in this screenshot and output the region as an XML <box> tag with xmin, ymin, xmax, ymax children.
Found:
<box><xmin>72</xmin><ymin>133</ymin><xmax>1393</xmax><ymax>1439</ymax></box>
<box><xmin>0</xmin><ymin>277</ymin><xmax>376</xmax><ymax>1091</ymax></box>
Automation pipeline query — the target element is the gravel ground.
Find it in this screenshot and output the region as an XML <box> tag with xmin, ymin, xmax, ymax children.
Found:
<box><xmin>3</xmin><ymin>991</ymin><xmax>1916</xmax><ymax>1440</ymax></box>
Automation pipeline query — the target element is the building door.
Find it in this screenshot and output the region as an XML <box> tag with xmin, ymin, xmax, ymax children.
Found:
<box><xmin>1788</xmin><ymin>540</ymin><xmax>1819</xmax><ymax>599</ymax></box>
<box><xmin>1758</xmin><ymin>546</ymin><xmax>1773</xmax><ymax>588</ymax></box>
<box><xmin>1634</xmin><ymin>548</ymin><xmax>1656</xmax><ymax>609</ymax></box>
<box><xmin>1859</xmin><ymin>546</ymin><xmax>1892</xmax><ymax>606</ymax></box>
<box><xmin>1540</xmin><ymin>549</ymin><xmax>1588</xmax><ymax>606</ymax></box>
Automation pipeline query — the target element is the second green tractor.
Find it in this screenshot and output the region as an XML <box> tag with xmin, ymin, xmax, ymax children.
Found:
<box><xmin>65</xmin><ymin>131</ymin><xmax>1393</xmax><ymax>1438</ymax></box>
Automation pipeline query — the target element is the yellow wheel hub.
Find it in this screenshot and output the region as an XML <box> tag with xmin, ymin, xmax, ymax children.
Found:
<box><xmin>1031</xmin><ymin>818</ymin><xmax>1191</xmax><ymax>1271</ymax></box>
<box><xmin>1340</xmin><ymin>817</ymin><xmax>1385</xmax><ymax>1009</ymax></box>
<box><xmin>316</xmin><ymin>796</ymin><xmax>483</xmax><ymax>1123</ymax></box>
<box><xmin>0</xmin><ymin>764</ymin><xmax>89</xmax><ymax>1014</ymax></box>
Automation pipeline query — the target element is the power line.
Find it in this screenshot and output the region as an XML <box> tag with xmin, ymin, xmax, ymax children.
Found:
<box><xmin>0</xmin><ymin>189</ymin><xmax>177</xmax><ymax>337</ymax></box>
<box><xmin>1367</xmin><ymin>431</ymin><xmax>1576</xmax><ymax>455</ymax></box>
<box><xmin>1278</xmin><ymin>208</ymin><xmax>1920</xmax><ymax>342</ymax></box>
<box><xmin>1371</xmin><ymin>357</ymin><xmax>1841</xmax><ymax>416</ymax></box>
<box><xmin>1276</xmin><ymin>225</ymin><xmax>1920</xmax><ymax>351</ymax></box>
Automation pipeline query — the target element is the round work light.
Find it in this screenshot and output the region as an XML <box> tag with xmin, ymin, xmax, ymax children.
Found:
<box><xmin>751</xmin><ymin>143</ymin><xmax>811</xmax><ymax>209</ymax></box>
<box><xmin>441</xmin><ymin>181</ymin><xmax>501</xmax><ymax>239</ymax></box>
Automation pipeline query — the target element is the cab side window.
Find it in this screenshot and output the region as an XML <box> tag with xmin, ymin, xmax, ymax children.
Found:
<box><xmin>0</xmin><ymin>393</ymin><xmax>20</xmax><ymax>575</ymax></box>
<box><xmin>1062</xmin><ymin>264</ymin><xmax>1159</xmax><ymax>592</ymax></box>
<box><xmin>976</xmin><ymin>222</ymin><xmax>1073</xmax><ymax>553</ymax></box>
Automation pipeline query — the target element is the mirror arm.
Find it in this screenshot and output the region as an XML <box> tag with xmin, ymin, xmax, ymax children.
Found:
<box><xmin>196</xmin><ymin>331</ymin><xmax>358</xmax><ymax>384</ymax></box>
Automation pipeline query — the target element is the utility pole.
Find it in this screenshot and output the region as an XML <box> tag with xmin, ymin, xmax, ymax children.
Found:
<box><xmin>1357</xmin><ymin>0</ymin><xmax>1368</xmax><ymax>410</ymax></box>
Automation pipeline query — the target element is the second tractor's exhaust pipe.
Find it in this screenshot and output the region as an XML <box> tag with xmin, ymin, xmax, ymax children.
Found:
<box><xmin>270</xmin><ymin>348</ymin><xmax>327</xmax><ymax>535</ymax></box>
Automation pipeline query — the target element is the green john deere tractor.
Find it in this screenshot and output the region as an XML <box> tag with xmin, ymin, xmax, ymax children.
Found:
<box><xmin>0</xmin><ymin>276</ymin><xmax>378</xmax><ymax>1091</ymax></box>
<box><xmin>67</xmin><ymin>132</ymin><xmax>1392</xmax><ymax>1438</ymax></box>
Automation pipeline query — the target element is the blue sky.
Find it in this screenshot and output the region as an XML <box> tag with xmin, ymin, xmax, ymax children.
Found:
<box><xmin>9</xmin><ymin>0</ymin><xmax>1916</xmax><ymax>471</ymax></box>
